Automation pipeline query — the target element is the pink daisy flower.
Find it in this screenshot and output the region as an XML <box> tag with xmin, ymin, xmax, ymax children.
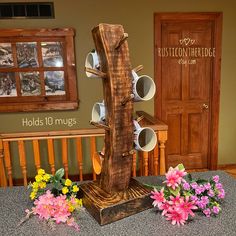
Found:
<box><xmin>174</xmin><ymin>166</ymin><xmax>187</xmax><ymax>179</ymax></box>
<box><xmin>166</xmin><ymin>209</ymin><xmax>186</xmax><ymax>226</ymax></box>
<box><xmin>176</xmin><ymin>196</ymin><xmax>198</xmax><ymax>220</ymax></box>
<box><xmin>159</xmin><ymin>201</ymin><xmax>171</xmax><ymax>216</ymax></box>
<box><xmin>151</xmin><ymin>188</ymin><xmax>165</xmax><ymax>207</ymax></box>
<box><xmin>169</xmin><ymin>195</ymin><xmax>184</xmax><ymax>206</ymax></box>
<box><xmin>164</xmin><ymin>168</ymin><xmax>181</xmax><ymax>190</ymax></box>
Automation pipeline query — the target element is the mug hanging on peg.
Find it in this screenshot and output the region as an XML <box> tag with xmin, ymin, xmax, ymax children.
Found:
<box><xmin>132</xmin><ymin>70</ymin><xmax>156</xmax><ymax>102</ymax></box>
<box><xmin>85</xmin><ymin>50</ymin><xmax>106</xmax><ymax>78</ymax></box>
<box><xmin>133</xmin><ymin>120</ymin><xmax>157</xmax><ymax>152</ymax></box>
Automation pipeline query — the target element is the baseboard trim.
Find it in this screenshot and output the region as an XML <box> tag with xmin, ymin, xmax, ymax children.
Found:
<box><xmin>218</xmin><ymin>163</ymin><xmax>236</xmax><ymax>170</ymax></box>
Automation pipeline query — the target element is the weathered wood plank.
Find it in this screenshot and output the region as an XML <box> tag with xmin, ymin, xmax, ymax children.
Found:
<box><xmin>79</xmin><ymin>178</ymin><xmax>152</xmax><ymax>225</ymax></box>
<box><xmin>92</xmin><ymin>24</ymin><xmax>133</xmax><ymax>193</ymax></box>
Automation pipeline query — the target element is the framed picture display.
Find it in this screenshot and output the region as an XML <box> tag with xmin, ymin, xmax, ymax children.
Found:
<box><xmin>0</xmin><ymin>28</ymin><xmax>78</xmax><ymax>112</ymax></box>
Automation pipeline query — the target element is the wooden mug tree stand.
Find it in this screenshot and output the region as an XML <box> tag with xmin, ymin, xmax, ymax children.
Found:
<box><xmin>80</xmin><ymin>23</ymin><xmax>152</xmax><ymax>225</ymax></box>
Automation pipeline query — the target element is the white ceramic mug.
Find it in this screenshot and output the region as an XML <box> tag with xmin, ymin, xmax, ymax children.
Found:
<box><xmin>132</xmin><ymin>70</ymin><xmax>156</xmax><ymax>101</ymax></box>
<box><xmin>133</xmin><ymin>120</ymin><xmax>157</xmax><ymax>152</ymax></box>
<box><xmin>91</xmin><ymin>101</ymin><xmax>106</xmax><ymax>123</ymax></box>
<box><xmin>85</xmin><ymin>50</ymin><xmax>100</xmax><ymax>78</ymax></box>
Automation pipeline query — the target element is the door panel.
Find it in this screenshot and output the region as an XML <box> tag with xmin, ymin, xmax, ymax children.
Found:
<box><xmin>154</xmin><ymin>13</ymin><xmax>222</xmax><ymax>170</ymax></box>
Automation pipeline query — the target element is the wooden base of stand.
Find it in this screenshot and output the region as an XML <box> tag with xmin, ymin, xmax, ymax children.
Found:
<box><xmin>79</xmin><ymin>178</ymin><xmax>152</xmax><ymax>225</ymax></box>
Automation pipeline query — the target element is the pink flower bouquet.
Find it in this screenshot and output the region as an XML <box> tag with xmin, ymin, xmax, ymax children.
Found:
<box><xmin>20</xmin><ymin>168</ymin><xmax>82</xmax><ymax>231</ymax></box>
<box><xmin>150</xmin><ymin>164</ymin><xmax>225</xmax><ymax>226</ymax></box>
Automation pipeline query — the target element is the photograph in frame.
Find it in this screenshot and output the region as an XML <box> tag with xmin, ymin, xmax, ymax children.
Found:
<box><xmin>41</xmin><ymin>42</ymin><xmax>64</xmax><ymax>67</ymax></box>
<box><xmin>20</xmin><ymin>71</ymin><xmax>41</xmax><ymax>96</ymax></box>
<box><xmin>44</xmin><ymin>71</ymin><xmax>65</xmax><ymax>95</ymax></box>
<box><xmin>0</xmin><ymin>43</ymin><xmax>14</xmax><ymax>68</ymax></box>
<box><xmin>16</xmin><ymin>42</ymin><xmax>39</xmax><ymax>68</ymax></box>
<box><xmin>0</xmin><ymin>72</ymin><xmax>17</xmax><ymax>97</ymax></box>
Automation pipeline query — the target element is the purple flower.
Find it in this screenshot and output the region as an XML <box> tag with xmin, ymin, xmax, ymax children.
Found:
<box><xmin>201</xmin><ymin>196</ymin><xmax>209</xmax><ymax>205</ymax></box>
<box><xmin>196</xmin><ymin>196</ymin><xmax>209</xmax><ymax>209</ymax></box>
<box><xmin>183</xmin><ymin>182</ymin><xmax>190</xmax><ymax>190</ymax></box>
<box><xmin>213</xmin><ymin>175</ymin><xmax>219</xmax><ymax>183</ymax></box>
<box><xmin>204</xmin><ymin>183</ymin><xmax>211</xmax><ymax>190</ymax></box>
<box><xmin>190</xmin><ymin>195</ymin><xmax>198</xmax><ymax>202</ymax></box>
<box><xmin>191</xmin><ymin>182</ymin><xmax>198</xmax><ymax>189</ymax></box>
<box><xmin>207</xmin><ymin>189</ymin><xmax>215</xmax><ymax>197</ymax></box>
<box><xmin>218</xmin><ymin>189</ymin><xmax>225</xmax><ymax>199</ymax></box>
<box><xmin>196</xmin><ymin>201</ymin><xmax>205</xmax><ymax>209</ymax></box>
<box><xmin>203</xmin><ymin>208</ymin><xmax>211</xmax><ymax>217</ymax></box>
<box><xmin>212</xmin><ymin>206</ymin><xmax>220</xmax><ymax>215</ymax></box>
<box><xmin>216</xmin><ymin>183</ymin><xmax>223</xmax><ymax>190</ymax></box>
<box><xmin>195</xmin><ymin>185</ymin><xmax>205</xmax><ymax>195</ymax></box>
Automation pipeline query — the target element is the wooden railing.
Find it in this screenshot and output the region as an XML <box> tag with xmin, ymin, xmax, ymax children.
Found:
<box><xmin>136</xmin><ymin>111</ymin><xmax>168</xmax><ymax>176</ymax></box>
<box><xmin>0</xmin><ymin>112</ymin><xmax>168</xmax><ymax>187</ymax></box>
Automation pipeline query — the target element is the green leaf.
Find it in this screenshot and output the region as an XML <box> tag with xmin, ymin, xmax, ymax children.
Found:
<box><xmin>143</xmin><ymin>183</ymin><xmax>162</xmax><ymax>190</ymax></box>
<box><xmin>169</xmin><ymin>186</ymin><xmax>180</xmax><ymax>196</ymax></box>
<box><xmin>177</xmin><ymin>163</ymin><xmax>185</xmax><ymax>171</ymax></box>
<box><xmin>196</xmin><ymin>178</ymin><xmax>208</xmax><ymax>184</ymax></box>
<box><xmin>54</xmin><ymin>168</ymin><xmax>65</xmax><ymax>180</ymax></box>
<box><xmin>53</xmin><ymin>180</ymin><xmax>63</xmax><ymax>190</ymax></box>
<box><xmin>183</xmin><ymin>191</ymin><xmax>192</xmax><ymax>197</ymax></box>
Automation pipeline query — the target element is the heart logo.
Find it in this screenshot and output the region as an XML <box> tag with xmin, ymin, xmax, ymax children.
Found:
<box><xmin>179</xmin><ymin>38</ymin><xmax>195</xmax><ymax>46</ymax></box>
<box><xmin>184</xmin><ymin>38</ymin><xmax>190</xmax><ymax>46</ymax></box>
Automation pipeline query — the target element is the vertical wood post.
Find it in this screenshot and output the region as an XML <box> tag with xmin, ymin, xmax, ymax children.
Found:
<box><xmin>62</xmin><ymin>138</ymin><xmax>69</xmax><ymax>179</ymax></box>
<box><xmin>80</xmin><ymin>23</ymin><xmax>154</xmax><ymax>225</ymax></box>
<box><xmin>143</xmin><ymin>152</ymin><xmax>149</xmax><ymax>176</ymax></box>
<box><xmin>158</xmin><ymin>130</ymin><xmax>168</xmax><ymax>175</ymax></box>
<box><xmin>76</xmin><ymin>137</ymin><xmax>83</xmax><ymax>181</ymax></box>
<box><xmin>47</xmin><ymin>139</ymin><xmax>55</xmax><ymax>175</ymax></box>
<box><xmin>132</xmin><ymin>152</ymin><xmax>137</xmax><ymax>177</ymax></box>
<box><xmin>18</xmin><ymin>140</ymin><xmax>27</xmax><ymax>186</ymax></box>
<box><xmin>90</xmin><ymin>137</ymin><xmax>97</xmax><ymax>181</ymax></box>
<box><xmin>92</xmin><ymin>24</ymin><xmax>133</xmax><ymax>193</ymax></box>
<box><xmin>32</xmin><ymin>140</ymin><xmax>41</xmax><ymax>171</ymax></box>
<box><xmin>153</xmin><ymin>144</ymin><xmax>159</xmax><ymax>175</ymax></box>
<box><xmin>0</xmin><ymin>139</ymin><xmax>7</xmax><ymax>187</ymax></box>
<box><xmin>3</xmin><ymin>141</ymin><xmax>13</xmax><ymax>186</ymax></box>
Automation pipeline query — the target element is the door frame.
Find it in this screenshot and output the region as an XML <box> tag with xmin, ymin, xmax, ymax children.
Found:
<box><xmin>154</xmin><ymin>12</ymin><xmax>222</xmax><ymax>170</ymax></box>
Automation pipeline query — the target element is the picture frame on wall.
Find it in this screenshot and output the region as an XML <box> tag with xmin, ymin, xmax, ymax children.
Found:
<box><xmin>0</xmin><ymin>43</ymin><xmax>14</xmax><ymax>68</ymax></box>
<box><xmin>0</xmin><ymin>28</ymin><xmax>78</xmax><ymax>112</ymax></box>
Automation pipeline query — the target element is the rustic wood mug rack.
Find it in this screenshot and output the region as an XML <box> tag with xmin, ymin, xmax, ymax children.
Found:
<box><xmin>80</xmin><ymin>23</ymin><xmax>153</xmax><ymax>225</ymax></box>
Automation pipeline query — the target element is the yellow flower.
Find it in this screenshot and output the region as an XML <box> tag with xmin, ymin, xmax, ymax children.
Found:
<box><xmin>72</xmin><ymin>185</ymin><xmax>79</xmax><ymax>193</ymax></box>
<box><xmin>32</xmin><ymin>188</ymin><xmax>38</xmax><ymax>194</ymax></box>
<box><xmin>43</xmin><ymin>174</ymin><xmax>51</xmax><ymax>182</ymax></box>
<box><xmin>32</xmin><ymin>181</ymin><xmax>39</xmax><ymax>190</ymax></box>
<box><xmin>39</xmin><ymin>181</ymin><xmax>46</xmax><ymax>189</ymax></box>
<box><xmin>65</xmin><ymin>179</ymin><xmax>72</xmax><ymax>187</ymax></box>
<box><xmin>35</xmin><ymin>174</ymin><xmax>43</xmax><ymax>183</ymax></box>
<box><xmin>68</xmin><ymin>203</ymin><xmax>75</xmax><ymax>213</ymax></box>
<box><xmin>38</xmin><ymin>169</ymin><xmax>45</xmax><ymax>175</ymax></box>
<box><xmin>75</xmin><ymin>198</ymin><xmax>83</xmax><ymax>207</ymax></box>
<box><xmin>30</xmin><ymin>191</ymin><xmax>36</xmax><ymax>200</ymax></box>
<box><xmin>62</xmin><ymin>187</ymin><xmax>69</xmax><ymax>195</ymax></box>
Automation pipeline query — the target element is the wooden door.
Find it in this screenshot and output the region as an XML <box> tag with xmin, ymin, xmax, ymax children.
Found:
<box><xmin>154</xmin><ymin>13</ymin><xmax>222</xmax><ymax>170</ymax></box>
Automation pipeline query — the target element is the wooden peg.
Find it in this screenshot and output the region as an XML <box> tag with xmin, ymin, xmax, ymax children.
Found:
<box><xmin>133</xmin><ymin>65</ymin><xmax>144</xmax><ymax>73</ymax></box>
<box><xmin>115</xmin><ymin>33</ymin><xmax>129</xmax><ymax>49</ymax></box>
<box><xmin>121</xmin><ymin>94</ymin><xmax>134</xmax><ymax>106</ymax></box>
<box><xmin>136</xmin><ymin>115</ymin><xmax>144</xmax><ymax>123</ymax></box>
<box><xmin>90</xmin><ymin>121</ymin><xmax>110</xmax><ymax>131</ymax></box>
<box><xmin>98</xmin><ymin>145</ymin><xmax>105</xmax><ymax>157</ymax></box>
<box><xmin>85</xmin><ymin>67</ymin><xmax>107</xmax><ymax>78</ymax></box>
<box><xmin>98</xmin><ymin>151</ymin><xmax>105</xmax><ymax>157</ymax></box>
<box><xmin>122</xmin><ymin>150</ymin><xmax>135</xmax><ymax>157</ymax></box>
